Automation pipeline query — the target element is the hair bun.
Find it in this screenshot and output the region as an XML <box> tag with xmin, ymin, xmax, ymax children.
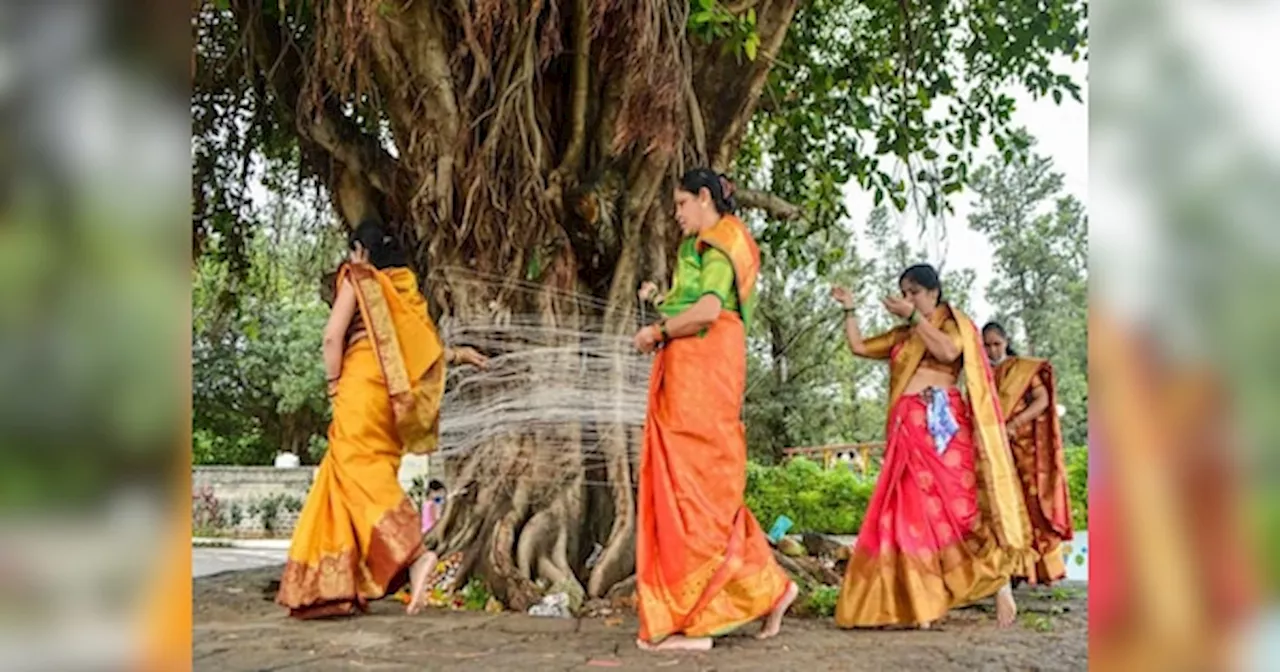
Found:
<box><xmin>718</xmin><ymin>174</ymin><xmax>735</xmax><ymax>198</ymax></box>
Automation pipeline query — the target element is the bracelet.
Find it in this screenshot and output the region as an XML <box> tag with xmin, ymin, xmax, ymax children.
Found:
<box><xmin>657</xmin><ymin>322</ymin><xmax>670</xmax><ymax>342</ymax></box>
<box><xmin>842</xmin><ymin>307</ymin><xmax>856</xmax><ymax>315</ymax></box>
<box><xmin>326</xmin><ymin>375</ymin><xmax>340</xmax><ymax>383</ymax></box>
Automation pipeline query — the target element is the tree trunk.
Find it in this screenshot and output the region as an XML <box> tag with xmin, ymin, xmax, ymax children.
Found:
<box><xmin>215</xmin><ymin>0</ymin><xmax>800</xmax><ymax>609</ymax></box>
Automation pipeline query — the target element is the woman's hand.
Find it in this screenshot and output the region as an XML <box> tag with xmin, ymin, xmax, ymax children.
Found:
<box><xmin>830</xmin><ymin>285</ymin><xmax>856</xmax><ymax>309</ymax></box>
<box><xmin>451</xmin><ymin>346</ymin><xmax>490</xmax><ymax>369</ymax></box>
<box><xmin>638</xmin><ymin>281</ymin><xmax>659</xmax><ymax>303</ymax></box>
<box><xmin>633</xmin><ymin>325</ymin><xmax>660</xmax><ymax>354</ymax></box>
<box><xmin>349</xmin><ymin>242</ymin><xmax>370</xmax><ymax>265</ymax></box>
<box><xmin>881</xmin><ymin>295</ymin><xmax>915</xmax><ymax>319</ymax></box>
<box><xmin>327</xmin><ymin>378</ymin><xmax>340</xmax><ymax>398</ymax></box>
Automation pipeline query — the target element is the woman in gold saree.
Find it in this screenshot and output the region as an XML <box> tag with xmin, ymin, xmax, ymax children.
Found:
<box><xmin>981</xmin><ymin>321</ymin><xmax>1074</xmax><ymax>586</ymax></box>
<box><xmin>630</xmin><ymin>169</ymin><xmax>797</xmax><ymax>652</ymax></box>
<box><xmin>830</xmin><ymin>265</ymin><xmax>1030</xmax><ymax>629</ymax></box>
<box><xmin>276</xmin><ymin>220</ymin><xmax>487</xmax><ymax>619</ymax></box>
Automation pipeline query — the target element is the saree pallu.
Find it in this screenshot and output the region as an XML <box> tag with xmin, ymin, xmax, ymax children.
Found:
<box><xmin>636</xmin><ymin>311</ymin><xmax>790</xmax><ymax>642</ymax></box>
<box><xmin>995</xmin><ymin>357</ymin><xmax>1073</xmax><ymax>585</ymax></box>
<box><xmin>276</xmin><ymin>264</ymin><xmax>444</xmax><ymax>619</ymax></box>
<box><xmin>835</xmin><ymin>388</ymin><xmax>1011</xmax><ymax>627</ymax></box>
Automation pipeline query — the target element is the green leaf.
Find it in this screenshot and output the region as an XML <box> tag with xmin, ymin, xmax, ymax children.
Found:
<box><xmin>747</xmin><ymin>7</ymin><xmax>756</xmax><ymax>25</ymax></box>
<box><xmin>526</xmin><ymin>249</ymin><xmax>542</xmax><ymax>281</ymax></box>
<box><xmin>1052</xmin><ymin>89</ymin><xmax>1064</xmax><ymax>105</ymax></box>
<box><xmin>745</xmin><ymin>33</ymin><xmax>760</xmax><ymax>61</ymax></box>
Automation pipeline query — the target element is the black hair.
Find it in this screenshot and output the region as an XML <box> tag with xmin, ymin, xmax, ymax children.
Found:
<box><xmin>348</xmin><ymin>217</ymin><xmax>409</xmax><ymax>270</ymax></box>
<box><xmin>981</xmin><ymin>321</ymin><xmax>1018</xmax><ymax>357</ymax></box>
<box><xmin>898</xmin><ymin>263</ymin><xmax>944</xmax><ymax>304</ymax></box>
<box><xmin>427</xmin><ymin>479</ymin><xmax>446</xmax><ymax>492</ymax></box>
<box><xmin>678</xmin><ymin>168</ymin><xmax>737</xmax><ymax>215</ymax></box>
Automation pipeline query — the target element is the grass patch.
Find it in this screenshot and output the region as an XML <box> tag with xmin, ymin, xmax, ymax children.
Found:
<box><xmin>1020</xmin><ymin>612</ymin><xmax>1055</xmax><ymax>632</ymax></box>
<box><xmin>804</xmin><ymin>585</ymin><xmax>840</xmax><ymax>618</ymax></box>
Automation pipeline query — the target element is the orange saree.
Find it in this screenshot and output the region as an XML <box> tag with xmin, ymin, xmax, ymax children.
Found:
<box><xmin>993</xmin><ymin>356</ymin><xmax>1073</xmax><ymax>585</ymax></box>
<box><xmin>635</xmin><ymin>216</ymin><xmax>790</xmax><ymax>642</ymax></box>
<box><xmin>835</xmin><ymin>304</ymin><xmax>1030</xmax><ymax>627</ymax></box>
<box><xmin>276</xmin><ymin>263</ymin><xmax>446</xmax><ymax>619</ymax></box>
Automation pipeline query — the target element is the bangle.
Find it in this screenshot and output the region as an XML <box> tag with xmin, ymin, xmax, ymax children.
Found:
<box><xmin>658</xmin><ymin>322</ymin><xmax>670</xmax><ymax>342</ymax></box>
<box><xmin>908</xmin><ymin>309</ymin><xmax>921</xmax><ymax>326</ymax></box>
<box><xmin>842</xmin><ymin>307</ymin><xmax>856</xmax><ymax>315</ymax></box>
<box><xmin>326</xmin><ymin>375</ymin><xmax>340</xmax><ymax>383</ymax></box>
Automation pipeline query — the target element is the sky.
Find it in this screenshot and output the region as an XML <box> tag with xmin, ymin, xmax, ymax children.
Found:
<box><xmin>841</xmin><ymin>60</ymin><xmax>1089</xmax><ymax>321</ymax></box>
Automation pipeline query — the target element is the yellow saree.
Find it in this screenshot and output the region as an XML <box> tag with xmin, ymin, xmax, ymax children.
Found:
<box><xmin>276</xmin><ymin>263</ymin><xmax>446</xmax><ymax>619</ymax></box>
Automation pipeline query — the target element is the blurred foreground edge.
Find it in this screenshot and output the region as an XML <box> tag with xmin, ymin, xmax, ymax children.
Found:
<box><xmin>1089</xmin><ymin>308</ymin><xmax>1261</xmax><ymax>671</ymax></box>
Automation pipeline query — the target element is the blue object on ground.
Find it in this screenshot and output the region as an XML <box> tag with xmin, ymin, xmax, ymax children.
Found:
<box><xmin>767</xmin><ymin>515</ymin><xmax>794</xmax><ymax>543</ymax></box>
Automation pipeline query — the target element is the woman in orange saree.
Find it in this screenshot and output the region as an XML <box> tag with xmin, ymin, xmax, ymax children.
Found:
<box><xmin>630</xmin><ymin>169</ymin><xmax>797</xmax><ymax>652</ymax></box>
<box><xmin>276</xmin><ymin>220</ymin><xmax>486</xmax><ymax>619</ymax></box>
<box><xmin>830</xmin><ymin>264</ymin><xmax>1031</xmax><ymax>629</ymax></box>
<box><xmin>981</xmin><ymin>321</ymin><xmax>1074</xmax><ymax>585</ymax></box>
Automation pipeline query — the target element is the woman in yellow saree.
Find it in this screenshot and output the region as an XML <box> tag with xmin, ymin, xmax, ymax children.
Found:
<box><xmin>981</xmin><ymin>321</ymin><xmax>1074</xmax><ymax>586</ymax></box>
<box><xmin>630</xmin><ymin>169</ymin><xmax>797</xmax><ymax>652</ymax></box>
<box><xmin>276</xmin><ymin>220</ymin><xmax>486</xmax><ymax>619</ymax></box>
<box><xmin>830</xmin><ymin>265</ymin><xmax>1030</xmax><ymax>629</ymax></box>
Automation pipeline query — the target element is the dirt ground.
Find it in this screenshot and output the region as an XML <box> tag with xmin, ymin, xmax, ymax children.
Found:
<box><xmin>194</xmin><ymin>566</ymin><xmax>1086</xmax><ymax>671</ymax></box>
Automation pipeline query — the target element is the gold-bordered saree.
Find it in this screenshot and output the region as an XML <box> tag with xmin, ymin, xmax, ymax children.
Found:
<box><xmin>635</xmin><ymin>215</ymin><xmax>790</xmax><ymax>642</ymax></box>
<box><xmin>276</xmin><ymin>263</ymin><xmax>446</xmax><ymax>618</ymax></box>
<box><xmin>835</xmin><ymin>303</ymin><xmax>1031</xmax><ymax>627</ymax></box>
<box><xmin>993</xmin><ymin>356</ymin><xmax>1074</xmax><ymax>584</ymax></box>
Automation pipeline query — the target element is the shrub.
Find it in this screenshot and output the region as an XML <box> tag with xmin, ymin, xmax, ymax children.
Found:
<box><xmin>745</xmin><ymin>448</ymin><xmax>1090</xmax><ymax>538</ymax></box>
<box><xmin>805</xmin><ymin>585</ymin><xmax>840</xmax><ymax>618</ymax></box>
<box><xmin>251</xmin><ymin>493</ymin><xmax>305</xmax><ymax>536</ymax></box>
<box><xmin>192</xmin><ymin>485</ymin><xmax>223</xmax><ymax>533</ymax></box>
<box><xmin>1065</xmin><ymin>445</ymin><xmax>1088</xmax><ymax>531</ymax></box>
<box><xmin>745</xmin><ymin>458</ymin><xmax>875</xmax><ymax>535</ymax></box>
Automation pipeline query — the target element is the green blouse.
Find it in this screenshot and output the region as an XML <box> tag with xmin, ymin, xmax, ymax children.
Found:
<box><xmin>655</xmin><ymin>237</ymin><xmax>741</xmax><ymax>326</ymax></box>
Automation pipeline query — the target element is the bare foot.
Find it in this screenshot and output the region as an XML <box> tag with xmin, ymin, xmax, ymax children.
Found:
<box><xmin>756</xmin><ymin>581</ymin><xmax>799</xmax><ymax>640</ymax></box>
<box><xmin>405</xmin><ymin>551</ymin><xmax>437</xmax><ymax>615</ymax></box>
<box><xmin>995</xmin><ymin>583</ymin><xmax>1017</xmax><ymax>627</ymax></box>
<box><xmin>918</xmin><ymin>621</ymin><xmax>933</xmax><ymax>630</ymax></box>
<box><xmin>636</xmin><ymin>635</ymin><xmax>713</xmax><ymax>652</ymax></box>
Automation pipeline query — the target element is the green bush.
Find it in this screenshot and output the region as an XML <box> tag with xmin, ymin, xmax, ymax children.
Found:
<box><xmin>745</xmin><ymin>458</ymin><xmax>875</xmax><ymax>535</ymax></box>
<box><xmin>1065</xmin><ymin>445</ymin><xmax>1088</xmax><ymax>531</ymax></box>
<box><xmin>745</xmin><ymin>448</ymin><xmax>1090</xmax><ymax>538</ymax></box>
<box><xmin>805</xmin><ymin>585</ymin><xmax>840</xmax><ymax>618</ymax></box>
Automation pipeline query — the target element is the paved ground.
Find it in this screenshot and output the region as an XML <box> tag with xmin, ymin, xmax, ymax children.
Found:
<box><xmin>195</xmin><ymin>565</ymin><xmax>1087</xmax><ymax>671</ymax></box>
<box><xmin>193</xmin><ymin>546</ymin><xmax>287</xmax><ymax>578</ymax></box>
